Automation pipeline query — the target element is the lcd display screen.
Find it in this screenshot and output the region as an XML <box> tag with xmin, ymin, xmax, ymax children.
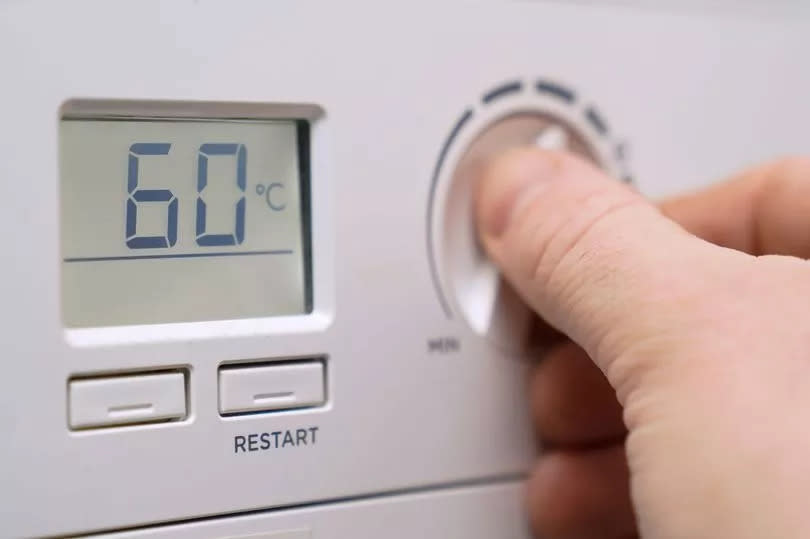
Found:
<box><xmin>60</xmin><ymin>117</ymin><xmax>311</xmax><ymax>327</ymax></box>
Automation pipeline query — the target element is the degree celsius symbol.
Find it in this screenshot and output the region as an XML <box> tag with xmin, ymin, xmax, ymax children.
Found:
<box><xmin>255</xmin><ymin>182</ymin><xmax>286</xmax><ymax>211</ymax></box>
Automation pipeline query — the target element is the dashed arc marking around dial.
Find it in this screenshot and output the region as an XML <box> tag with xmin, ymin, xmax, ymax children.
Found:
<box><xmin>427</xmin><ymin>77</ymin><xmax>633</xmax><ymax>318</ymax></box>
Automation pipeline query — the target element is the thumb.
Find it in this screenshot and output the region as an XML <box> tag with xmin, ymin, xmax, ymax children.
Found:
<box><xmin>475</xmin><ymin>148</ymin><xmax>728</xmax><ymax>376</ymax></box>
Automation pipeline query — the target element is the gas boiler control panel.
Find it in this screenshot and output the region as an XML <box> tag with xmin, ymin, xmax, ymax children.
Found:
<box><xmin>1</xmin><ymin>2</ymin><xmax>809</xmax><ymax>538</ymax></box>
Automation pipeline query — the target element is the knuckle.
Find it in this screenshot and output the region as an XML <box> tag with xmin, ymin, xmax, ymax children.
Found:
<box><xmin>748</xmin><ymin>156</ymin><xmax>810</xmax><ymax>254</ymax></box>
<box><xmin>754</xmin><ymin>156</ymin><xmax>810</xmax><ymax>207</ymax></box>
<box><xmin>771</xmin><ymin>155</ymin><xmax>810</xmax><ymax>178</ymax></box>
<box><xmin>761</xmin><ymin>156</ymin><xmax>810</xmax><ymax>197</ymax></box>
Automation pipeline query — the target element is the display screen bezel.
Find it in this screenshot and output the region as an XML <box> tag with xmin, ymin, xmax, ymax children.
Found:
<box><xmin>59</xmin><ymin>100</ymin><xmax>317</xmax><ymax>332</ymax></box>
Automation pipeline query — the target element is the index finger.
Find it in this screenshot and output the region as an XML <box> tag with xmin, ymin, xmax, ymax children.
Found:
<box><xmin>660</xmin><ymin>157</ymin><xmax>810</xmax><ymax>257</ymax></box>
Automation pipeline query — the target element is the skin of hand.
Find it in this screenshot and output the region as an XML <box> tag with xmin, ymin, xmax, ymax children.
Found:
<box><xmin>474</xmin><ymin>149</ymin><xmax>810</xmax><ymax>539</ymax></box>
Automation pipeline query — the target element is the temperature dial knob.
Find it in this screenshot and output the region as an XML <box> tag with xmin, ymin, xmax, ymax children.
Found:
<box><xmin>428</xmin><ymin>79</ymin><xmax>629</xmax><ymax>354</ymax></box>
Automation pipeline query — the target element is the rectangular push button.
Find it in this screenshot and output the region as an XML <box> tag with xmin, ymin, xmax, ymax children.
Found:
<box><xmin>219</xmin><ymin>361</ymin><xmax>325</xmax><ymax>415</ymax></box>
<box><xmin>69</xmin><ymin>372</ymin><xmax>187</xmax><ymax>429</ymax></box>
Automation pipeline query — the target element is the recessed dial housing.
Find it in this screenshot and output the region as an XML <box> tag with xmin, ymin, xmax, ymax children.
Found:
<box><xmin>429</xmin><ymin>79</ymin><xmax>630</xmax><ymax>353</ymax></box>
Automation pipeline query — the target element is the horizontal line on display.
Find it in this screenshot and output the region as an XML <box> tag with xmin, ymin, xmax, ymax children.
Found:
<box><xmin>63</xmin><ymin>249</ymin><xmax>294</xmax><ymax>263</ymax></box>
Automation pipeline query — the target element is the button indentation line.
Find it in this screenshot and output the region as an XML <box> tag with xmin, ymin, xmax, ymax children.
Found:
<box><xmin>107</xmin><ymin>403</ymin><xmax>154</xmax><ymax>417</ymax></box>
<box><xmin>252</xmin><ymin>391</ymin><xmax>296</xmax><ymax>404</ymax></box>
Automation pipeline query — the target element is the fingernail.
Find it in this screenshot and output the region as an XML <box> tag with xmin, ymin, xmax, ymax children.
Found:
<box><xmin>476</xmin><ymin>148</ymin><xmax>559</xmax><ymax>238</ymax></box>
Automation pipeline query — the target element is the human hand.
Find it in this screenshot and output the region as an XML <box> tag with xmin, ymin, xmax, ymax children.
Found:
<box><xmin>475</xmin><ymin>150</ymin><xmax>810</xmax><ymax>538</ymax></box>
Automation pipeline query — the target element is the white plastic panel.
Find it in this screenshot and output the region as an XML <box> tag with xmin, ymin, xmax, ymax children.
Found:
<box><xmin>554</xmin><ymin>0</ymin><xmax>810</xmax><ymax>16</ymax></box>
<box><xmin>89</xmin><ymin>481</ymin><xmax>527</xmax><ymax>539</ymax></box>
<box><xmin>219</xmin><ymin>532</ymin><xmax>309</xmax><ymax>539</ymax></box>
